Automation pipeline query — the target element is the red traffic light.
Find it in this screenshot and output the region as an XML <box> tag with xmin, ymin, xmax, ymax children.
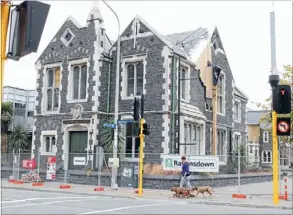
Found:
<box><xmin>273</xmin><ymin>85</ymin><xmax>291</xmax><ymax>114</ymax></box>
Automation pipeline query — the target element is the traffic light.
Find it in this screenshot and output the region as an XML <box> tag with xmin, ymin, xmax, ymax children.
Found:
<box><xmin>7</xmin><ymin>1</ymin><xmax>50</xmax><ymax>61</ymax></box>
<box><xmin>132</xmin><ymin>98</ymin><xmax>140</xmax><ymax>121</ymax></box>
<box><xmin>142</xmin><ymin>123</ymin><xmax>150</xmax><ymax>136</ymax></box>
<box><xmin>273</xmin><ymin>85</ymin><xmax>291</xmax><ymax>114</ymax></box>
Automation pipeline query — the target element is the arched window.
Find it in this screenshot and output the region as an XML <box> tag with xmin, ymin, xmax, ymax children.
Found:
<box><xmin>46</xmin><ymin>68</ymin><xmax>61</xmax><ymax>111</ymax></box>
<box><xmin>126</xmin><ymin>62</ymin><xmax>144</xmax><ymax>97</ymax></box>
<box><xmin>127</xmin><ymin>64</ymin><xmax>134</xmax><ymax>96</ymax></box>
<box><xmin>268</xmin><ymin>151</ymin><xmax>272</xmax><ymax>163</ymax></box>
<box><xmin>71</xmin><ymin>64</ymin><xmax>88</xmax><ymax>100</ymax></box>
<box><xmin>263</xmin><ymin>150</ymin><xmax>267</xmax><ymax>162</ymax></box>
<box><xmin>263</xmin><ymin>131</ymin><xmax>269</xmax><ymax>142</ymax></box>
<box><xmin>44</xmin><ymin>135</ymin><xmax>56</xmax><ymax>153</ymax></box>
<box><xmin>217</xmin><ymin>74</ymin><xmax>225</xmax><ymax>114</ymax></box>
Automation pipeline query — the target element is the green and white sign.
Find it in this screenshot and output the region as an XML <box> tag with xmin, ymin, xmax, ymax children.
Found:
<box><xmin>161</xmin><ymin>155</ymin><xmax>219</xmax><ymax>172</ymax></box>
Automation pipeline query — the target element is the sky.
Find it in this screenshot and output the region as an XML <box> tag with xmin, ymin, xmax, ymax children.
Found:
<box><xmin>3</xmin><ymin>0</ymin><xmax>292</xmax><ymax>109</ymax></box>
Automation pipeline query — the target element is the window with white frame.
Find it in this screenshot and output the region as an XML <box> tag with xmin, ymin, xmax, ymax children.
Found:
<box><xmin>125</xmin><ymin>62</ymin><xmax>144</xmax><ymax>97</ymax></box>
<box><xmin>217</xmin><ymin>130</ymin><xmax>226</xmax><ymax>162</ymax></box>
<box><xmin>43</xmin><ymin>135</ymin><xmax>56</xmax><ymax>153</ymax></box>
<box><xmin>262</xmin><ymin>150</ymin><xmax>272</xmax><ymax>163</ymax></box>
<box><xmin>263</xmin><ymin>131</ymin><xmax>269</xmax><ymax>143</ymax></box>
<box><xmin>183</xmin><ymin>122</ymin><xmax>201</xmax><ymax>155</ymax></box>
<box><xmin>234</xmin><ymin>100</ymin><xmax>241</xmax><ymax>122</ymax></box>
<box><xmin>217</xmin><ymin>74</ymin><xmax>225</xmax><ymax>114</ymax></box>
<box><xmin>180</xmin><ymin>67</ymin><xmax>188</xmax><ymax>100</ymax></box>
<box><xmin>46</xmin><ymin>68</ymin><xmax>60</xmax><ymax>112</ymax></box>
<box><xmin>71</xmin><ymin>64</ymin><xmax>87</xmax><ymax>100</ymax></box>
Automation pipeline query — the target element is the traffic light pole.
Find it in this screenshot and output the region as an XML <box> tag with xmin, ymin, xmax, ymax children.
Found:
<box><xmin>0</xmin><ymin>0</ymin><xmax>10</xmax><ymax>103</ymax></box>
<box><xmin>138</xmin><ymin>117</ymin><xmax>144</xmax><ymax>196</ymax></box>
<box><xmin>269</xmin><ymin>9</ymin><xmax>279</xmax><ymax>205</ymax></box>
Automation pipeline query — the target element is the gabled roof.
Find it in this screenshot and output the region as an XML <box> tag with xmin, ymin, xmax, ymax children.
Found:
<box><xmin>234</xmin><ymin>85</ymin><xmax>249</xmax><ymax>100</ymax></box>
<box><xmin>165</xmin><ymin>25</ymin><xmax>215</xmax><ymax>62</ymax></box>
<box><xmin>247</xmin><ymin>110</ymin><xmax>270</xmax><ymax>129</ymax></box>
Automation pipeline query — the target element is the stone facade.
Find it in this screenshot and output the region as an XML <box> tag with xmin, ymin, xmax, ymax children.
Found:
<box><xmin>32</xmin><ymin>5</ymin><xmax>249</xmax><ymax>185</ymax></box>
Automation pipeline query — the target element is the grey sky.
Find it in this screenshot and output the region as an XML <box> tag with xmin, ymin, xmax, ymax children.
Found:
<box><xmin>4</xmin><ymin>1</ymin><xmax>292</xmax><ymax>109</ymax></box>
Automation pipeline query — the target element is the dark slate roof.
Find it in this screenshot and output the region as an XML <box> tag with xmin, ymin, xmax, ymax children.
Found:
<box><xmin>165</xmin><ymin>27</ymin><xmax>210</xmax><ymax>57</ymax></box>
<box><xmin>247</xmin><ymin>110</ymin><xmax>270</xmax><ymax>129</ymax></box>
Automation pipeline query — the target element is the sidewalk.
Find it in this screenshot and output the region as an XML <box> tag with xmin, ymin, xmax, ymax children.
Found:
<box><xmin>1</xmin><ymin>179</ymin><xmax>292</xmax><ymax>210</ymax></box>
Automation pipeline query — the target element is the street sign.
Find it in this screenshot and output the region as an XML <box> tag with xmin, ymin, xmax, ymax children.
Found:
<box><xmin>103</xmin><ymin>123</ymin><xmax>116</xmax><ymax>129</ymax></box>
<box><xmin>117</xmin><ymin>119</ymin><xmax>132</xmax><ymax>124</ymax></box>
<box><xmin>277</xmin><ymin>117</ymin><xmax>291</xmax><ymax>136</ymax></box>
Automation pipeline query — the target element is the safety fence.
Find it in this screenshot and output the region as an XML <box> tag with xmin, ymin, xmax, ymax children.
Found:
<box><xmin>1</xmin><ymin>152</ymin><xmax>292</xmax><ymax>198</ymax></box>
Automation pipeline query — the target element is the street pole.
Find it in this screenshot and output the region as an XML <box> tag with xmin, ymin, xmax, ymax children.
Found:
<box><xmin>212</xmin><ymin>86</ymin><xmax>217</xmax><ymax>155</ymax></box>
<box><xmin>102</xmin><ymin>0</ymin><xmax>121</xmax><ymax>190</ymax></box>
<box><xmin>0</xmin><ymin>0</ymin><xmax>10</xmax><ymax>103</ymax></box>
<box><xmin>268</xmin><ymin>9</ymin><xmax>280</xmax><ymax>205</ymax></box>
<box><xmin>177</xmin><ymin>57</ymin><xmax>181</xmax><ymax>154</ymax></box>
<box><xmin>138</xmin><ymin>117</ymin><xmax>144</xmax><ymax>196</ymax></box>
<box><xmin>237</xmin><ymin>142</ymin><xmax>241</xmax><ymax>194</ymax></box>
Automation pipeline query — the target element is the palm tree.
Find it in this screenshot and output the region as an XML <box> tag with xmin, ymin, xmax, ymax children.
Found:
<box><xmin>1</xmin><ymin>102</ymin><xmax>14</xmax><ymax>152</ymax></box>
<box><xmin>7</xmin><ymin>125</ymin><xmax>29</xmax><ymax>152</ymax></box>
<box><xmin>99</xmin><ymin>120</ymin><xmax>125</xmax><ymax>154</ymax></box>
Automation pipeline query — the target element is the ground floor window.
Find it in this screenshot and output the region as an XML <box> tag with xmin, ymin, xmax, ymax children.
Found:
<box><xmin>124</xmin><ymin>121</ymin><xmax>139</xmax><ymax>158</ymax></box>
<box><xmin>217</xmin><ymin>130</ymin><xmax>226</xmax><ymax>162</ymax></box>
<box><xmin>183</xmin><ymin>122</ymin><xmax>202</xmax><ymax>155</ymax></box>
<box><xmin>262</xmin><ymin>150</ymin><xmax>272</xmax><ymax>163</ymax></box>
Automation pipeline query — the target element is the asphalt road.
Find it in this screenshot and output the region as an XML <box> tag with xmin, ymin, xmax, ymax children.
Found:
<box><xmin>1</xmin><ymin>188</ymin><xmax>292</xmax><ymax>214</ymax></box>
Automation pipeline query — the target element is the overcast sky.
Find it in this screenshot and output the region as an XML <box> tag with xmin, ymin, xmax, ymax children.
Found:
<box><xmin>4</xmin><ymin>1</ymin><xmax>292</xmax><ymax>109</ymax></box>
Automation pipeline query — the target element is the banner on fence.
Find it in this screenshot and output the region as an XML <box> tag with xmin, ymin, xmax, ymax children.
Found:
<box><xmin>161</xmin><ymin>155</ymin><xmax>219</xmax><ymax>172</ymax></box>
<box><xmin>46</xmin><ymin>156</ymin><xmax>56</xmax><ymax>180</ymax></box>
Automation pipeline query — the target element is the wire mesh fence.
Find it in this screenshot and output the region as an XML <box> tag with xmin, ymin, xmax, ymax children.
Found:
<box><xmin>1</xmin><ymin>151</ymin><xmax>292</xmax><ymax>195</ymax></box>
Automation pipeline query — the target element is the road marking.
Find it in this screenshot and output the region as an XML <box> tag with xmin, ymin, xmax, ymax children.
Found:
<box><xmin>2</xmin><ymin>196</ymin><xmax>110</xmax><ymax>204</ymax></box>
<box><xmin>81</xmin><ymin>202</ymin><xmax>185</xmax><ymax>214</ymax></box>
<box><xmin>2</xmin><ymin>198</ymin><xmax>107</xmax><ymax>209</ymax></box>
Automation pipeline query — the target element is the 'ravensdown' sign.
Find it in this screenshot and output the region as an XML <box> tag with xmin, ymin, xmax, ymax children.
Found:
<box><xmin>161</xmin><ymin>155</ymin><xmax>219</xmax><ymax>173</ymax></box>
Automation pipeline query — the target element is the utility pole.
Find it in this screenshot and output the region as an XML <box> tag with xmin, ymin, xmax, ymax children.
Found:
<box><xmin>268</xmin><ymin>7</ymin><xmax>280</xmax><ymax>205</ymax></box>
<box><xmin>211</xmin><ymin>64</ymin><xmax>221</xmax><ymax>155</ymax></box>
<box><xmin>102</xmin><ymin>0</ymin><xmax>121</xmax><ymax>190</ymax></box>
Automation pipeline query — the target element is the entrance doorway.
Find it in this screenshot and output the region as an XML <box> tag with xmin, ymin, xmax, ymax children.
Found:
<box><xmin>68</xmin><ymin>131</ymin><xmax>88</xmax><ymax>169</ymax></box>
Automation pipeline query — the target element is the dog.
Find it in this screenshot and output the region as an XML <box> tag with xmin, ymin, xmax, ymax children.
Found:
<box><xmin>192</xmin><ymin>185</ymin><xmax>213</xmax><ymax>198</ymax></box>
<box><xmin>171</xmin><ymin>187</ymin><xmax>194</xmax><ymax>198</ymax></box>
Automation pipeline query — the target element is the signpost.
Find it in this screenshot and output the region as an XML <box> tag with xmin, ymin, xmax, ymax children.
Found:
<box><xmin>117</xmin><ymin>120</ymin><xmax>132</xmax><ymax>124</ymax></box>
<box><xmin>277</xmin><ymin>117</ymin><xmax>291</xmax><ymax>136</ymax></box>
<box><xmin>103</xmin><ymin>123</ymin><xmax>116</xmax><ymax>129</ymax></box>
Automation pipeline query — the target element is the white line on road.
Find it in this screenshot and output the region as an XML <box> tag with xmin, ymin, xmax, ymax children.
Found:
<box><xmin>2</xmin><ymin>198</ymin><xmax>108</xmax><ymax>209</ymax></box>
<box><xmin>2</xmin><ymin>196</ymin><xmax>109</xmax><ymax>204</ymax></box>
<box><xmin>81</xmin><ymin>202</ymin><xmax>186</xmax><ymax>214</ymax></box>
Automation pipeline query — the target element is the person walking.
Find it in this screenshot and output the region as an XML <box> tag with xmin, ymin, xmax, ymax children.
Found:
<box><xmin>180</xmin><ymin>156</ymin><xmax>191</xmax><ymax>189</ymax></box>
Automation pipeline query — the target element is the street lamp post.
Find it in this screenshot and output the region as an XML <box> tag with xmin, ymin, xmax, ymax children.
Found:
<box><xmin>102</xmin><ymin>0</ymin><xmax>121</xmax><ymax>190</ymax></box>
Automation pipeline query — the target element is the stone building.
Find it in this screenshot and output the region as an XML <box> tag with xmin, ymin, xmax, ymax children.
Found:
<box><xmin>32</xmin><ymin>5</ymin><xmax>248</xmax><ymax>171</ymax></box>
<box><xmin>247</xmin><ymin>110</ymin><xmax>292</xmax><ymax>168</ymax></box>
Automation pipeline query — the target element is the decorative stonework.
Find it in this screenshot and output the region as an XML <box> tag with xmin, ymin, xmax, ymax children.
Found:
<box><xmin>71</xmin><ymin>104</ymin><xmax>84</xmax><ymax>119</ymax></box>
